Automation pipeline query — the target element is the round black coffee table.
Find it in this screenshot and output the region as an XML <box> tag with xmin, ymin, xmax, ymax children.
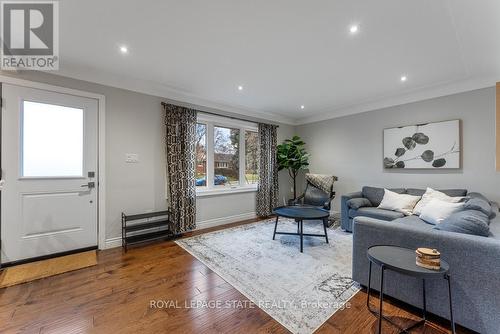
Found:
<box><xmin>272</xmin><ymin>205</ymin><xmax>330</xmax><ymax>253</ymax></box>
<box><xmin>367</xmin><ymin>245</ymin><xmax>455</xmax><ymax>334</ymax></box>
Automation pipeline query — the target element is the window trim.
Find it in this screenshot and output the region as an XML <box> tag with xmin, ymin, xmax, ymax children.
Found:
<box><xmin>196</xmin><ymin>113</ymin><xmax>258</xmax><ymax>195</ymax></box>
<box><xmin>196</xmin><ymin>186</ymin><xmax>258</xmax><ymax>197</ymax></box>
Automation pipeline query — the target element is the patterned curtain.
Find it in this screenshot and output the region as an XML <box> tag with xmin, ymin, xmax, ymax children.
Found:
<box><xmin>163</xmin><ymin>103</ymin><xmax>197</xmax><ymax>233</ymax></box>
<box><xmin>256</xmin><ymin>123</ymin><xmax>279</xmax><ymax>217</ymax></box>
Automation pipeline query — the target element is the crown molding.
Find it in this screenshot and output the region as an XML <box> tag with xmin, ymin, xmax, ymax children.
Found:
<box><xmin>55</xmin><ymin>64</ymin><xmax>498</xmax><ymax>127</ymax></box>
<box><xmin>56</xmin><ymin>64</ymin><xmax>296</xmax><ymax>125</ymax></box>
<box><xmin>295</xmin><ymin>74</ymin><xmax>499</xmax><ymax>125</ymax></box>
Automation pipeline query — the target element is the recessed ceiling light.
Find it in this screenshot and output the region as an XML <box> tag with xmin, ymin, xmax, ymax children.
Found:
<box><xmin>400</xmin><ymin>75</ymin><xmax>408</xmax><ymax>82</ymax></box>
<box><xmin>300</xmin><ymin>105</ymin><xmax>305</xmax><ymax>110</ymax></box>
<box><xmin>349</xmin><ymin>25</ymin><xmax>359</xmax><ymax>34</ymax></box>
<box><xmin>238</xmin><ymin>85</ymin><xmax>243</xmax><ymax>91</ymax></box>
<box><xmin>119</xmin><ymin>45</ymin><xmax>128</xmax><ymax>54</ymax></box>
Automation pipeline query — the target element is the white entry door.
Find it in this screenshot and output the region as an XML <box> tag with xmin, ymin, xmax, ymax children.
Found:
<box><xmin>1</xmin><ymin>84</ymin><xmax>98</xmax><ymax>264</ymax></box>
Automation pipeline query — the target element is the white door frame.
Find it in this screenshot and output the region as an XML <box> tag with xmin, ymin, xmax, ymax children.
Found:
<box><xmin>0</xmin><ymin>75</ymin><xmax>107</xmax><ymax>250</ymax></box>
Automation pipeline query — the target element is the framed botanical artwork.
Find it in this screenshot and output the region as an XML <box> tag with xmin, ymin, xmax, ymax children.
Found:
<box><xmin>383</xmin><ymin>120</ymin><xmax>460</xmax><ymax>169</ymax></box>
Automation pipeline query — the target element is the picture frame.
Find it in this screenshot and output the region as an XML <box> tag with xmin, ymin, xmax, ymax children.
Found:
<box><xmin>383</xmin><ymin>119</ymin><xmax>460</xmax><ymax>169</ymax></box>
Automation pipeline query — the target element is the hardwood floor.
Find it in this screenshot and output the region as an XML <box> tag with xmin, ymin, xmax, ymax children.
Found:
<box><xmin>0</xmin><ymin>219</ymin><xmax>473</xmax><ymax>334</ymax></box>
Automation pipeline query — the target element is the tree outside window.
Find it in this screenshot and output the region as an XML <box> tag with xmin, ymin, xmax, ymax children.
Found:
<box><xmin>195</xmin><ymin>115</ymin><xmax>259</xmax><ymax>191</ymax></box>
<box><xmin>195</xmin><ymin>123</ymin><xmax>207</xmax><ymax>186</ymax></box>
<box><xmin>245</xmin><ymin>131</ymin><xmax>259</xmax><ymax>184</ymax></box>
<box><xmin>214</xmin><ymin>126</ymin><xmax>239</xmax><ymax>187</ymax></box>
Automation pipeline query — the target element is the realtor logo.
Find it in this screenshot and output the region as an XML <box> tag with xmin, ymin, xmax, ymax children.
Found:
<box><xmin>1</xmin><ymin>1</ymin><xmax>59</xmax><ymax>70</ymax></box>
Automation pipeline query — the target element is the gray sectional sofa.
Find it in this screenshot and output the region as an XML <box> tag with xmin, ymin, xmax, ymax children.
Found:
<box><xmin>341</xmin><ymin>186</ymin><xmax>500</xmax><ymax>334</ymax></box>
<box><xmin>341</xmin><ymin>186</ymin><xmax>469</xmax><ymax>232</ymax></box>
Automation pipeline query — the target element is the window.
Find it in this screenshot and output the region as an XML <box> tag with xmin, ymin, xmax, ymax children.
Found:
<box><xmin>245</xmin><ymin>131</ymin><xmax>259</xmax><ymax>184</ymax></box>
<box><xmin>22</xmin><ymin>101</ymin><xmax>84</xmax><ymax>177</ymax></box>
<box><xmin>195</xmin><ymin>123</ymin><xmax>207</xmax><ymax>186</ymax></box>
<box><xmin>214</xmin><ymin>126</ymin><xmax>239</xmax><ymax>187</ymax></box>
<box><xmin>196</xmin><ymin>114</ymin><xmax>259</xmax><ymax>193</ymax></box>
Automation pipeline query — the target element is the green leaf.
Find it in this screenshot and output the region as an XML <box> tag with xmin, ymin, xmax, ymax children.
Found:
<box><xmin>277</xmin><ymin>135</ymin><xmax>309</xmax><ymax>176</ymax></box>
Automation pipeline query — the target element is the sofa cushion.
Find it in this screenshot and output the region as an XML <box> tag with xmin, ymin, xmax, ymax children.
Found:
<box><xmin>435</xmin><ymin>210</ymin><xmax>490</xmax><ymax>237</ymax></box>
<box><xmin>468</xmin><ymin>192</ymin><xmax>490</xmax><ymax>202</ymax></box>
<box><xmin>464</xmin><ymin>198</ymin><xmax>495</xmax><ymax>220</ymax></box>
<box><xmin>347</xmin><ymin>198</ymin><xmax>372</xmax><ymax>209</ymax></box>
<box><xmin>440</xmin><ymin>189</ymin><xmax>468</xmax><ymax>197</ymax></box>
<box><xmin>392</xmin><ymin>215</ymin><xmax>435</xmax><ymax>230</ymax></box>
<box><xmin>349</xmin><ymin>207</ymin><xmax>405</xmax><ymax>221</ymax></box>
<box><xmin>489</xmin><ymin>214</ymin><xmax>500</xmax><ymax>240</ymax></box>
<box><xmin>406</xmin><ymin>188</ymin><xmax>426</xmax><ymax>196</ymax></box>
<box><xmin>407</xmin><ymin>188</ymin><xmax>467</xmax><ymax>197</ymax></box>
<box><xmin>467</xmin><ymin>193</ymin><xmax>496</xmax><ymax>219</ymax></box>
<box><xmin>362</xmin><ymin>186</ymin><xmax>405</xmax><ymax>206</ymax></box>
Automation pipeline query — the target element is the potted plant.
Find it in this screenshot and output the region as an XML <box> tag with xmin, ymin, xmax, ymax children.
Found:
<box><xmin>277</xmin><ymin>135</ymin><xmax>310</xmax><ymax>201</ymax></box>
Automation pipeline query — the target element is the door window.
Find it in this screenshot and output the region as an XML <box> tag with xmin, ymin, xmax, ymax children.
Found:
<box><xmin>22</xmin><ymin>101</ymin><xmax>84</xmax><ymax>177</ymax></box>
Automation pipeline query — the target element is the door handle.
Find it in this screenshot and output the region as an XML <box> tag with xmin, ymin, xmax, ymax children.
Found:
<box><xmin>81</xmin><ymin>182</ymin><xmax>95</xmax><ymax>189</ymax></box>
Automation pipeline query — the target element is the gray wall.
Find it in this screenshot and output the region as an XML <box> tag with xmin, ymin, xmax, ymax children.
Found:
<box><xmin>0</xmin><ymin>71</ymin><xmax>294</xmax><ymax>241</ymax></box>
<box><xmin>6</xmin><ymin>72</ymin><xmax>491</xmax><ymax>240</ymax></box>
<box><xmin>296</xmin><ymin>87</ymin><xmax>500</xmax><ymax>210</ymax></box>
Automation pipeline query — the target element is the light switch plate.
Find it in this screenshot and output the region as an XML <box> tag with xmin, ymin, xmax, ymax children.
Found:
<box><xmin>125</xmin><ymin>153</ymin><xmax>139</xmax><ymax>163</ymax></box>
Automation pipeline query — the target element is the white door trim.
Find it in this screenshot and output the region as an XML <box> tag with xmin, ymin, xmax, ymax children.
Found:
<box><xmin>0</xmin><ymin>75</ymin><xmax>107</xmax><ymax>250</ymax></box>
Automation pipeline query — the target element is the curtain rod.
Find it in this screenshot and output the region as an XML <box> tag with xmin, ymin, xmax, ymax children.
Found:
<box><xmin>161</xmin><ymin>102</ymin><xmax>279</xmax><ymax>128</ymax></box>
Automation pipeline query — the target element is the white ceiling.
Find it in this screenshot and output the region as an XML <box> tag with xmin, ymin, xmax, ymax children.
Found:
<box><xmin>58</xmin><ymin>0</ymin><xmax>500</xmax><ymax>125</ymax></box>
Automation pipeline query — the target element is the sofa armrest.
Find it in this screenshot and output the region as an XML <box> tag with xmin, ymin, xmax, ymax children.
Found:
<box><xmin>340</xmin><ymin>191</ymin><xmax>363</xmax><ymax>232</ymax></box>
<box><xmin>353</xmin><ymin>216</ymin><xmax>500</xmax><ymax>278</ymax></box>
<box><xmin>352</xmin><ymin>216</ymin><xmax>500</xmax><ymax>333</ymax></box>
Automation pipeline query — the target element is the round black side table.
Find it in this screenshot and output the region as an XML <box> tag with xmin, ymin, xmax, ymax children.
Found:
<box><xmin>367</xmin><ymin>245</ymin><xmax>456</xmax><ymax>334</ymax></box>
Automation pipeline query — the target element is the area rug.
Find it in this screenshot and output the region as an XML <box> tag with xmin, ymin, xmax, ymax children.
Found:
<box><xmin>176</xmin><ymin>218</ymin><xmax>359</xmax><ymax>334</ymax></box>
<box><xmin>0</xmin><ymin>250</ymin><xmax>97</xmax><ymax>288</ymax></box>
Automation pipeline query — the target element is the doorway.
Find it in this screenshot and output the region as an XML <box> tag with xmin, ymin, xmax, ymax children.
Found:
<box><xmin>1</xmin><ymin>83</ymin><xmax>102</xmax><ymax>264</ymax></box>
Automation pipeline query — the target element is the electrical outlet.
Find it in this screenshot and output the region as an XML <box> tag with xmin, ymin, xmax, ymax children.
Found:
<box><xmin>125</xmin><ymin>153</ymin><xmax>139</xmax><ymax>163</ymax></box>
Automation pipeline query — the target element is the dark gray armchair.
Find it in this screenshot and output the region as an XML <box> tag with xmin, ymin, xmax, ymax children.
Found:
<box><xmin>292</xmin><ymin>174</ymin><xmax>337</xmax><ymax>210</ymax></box>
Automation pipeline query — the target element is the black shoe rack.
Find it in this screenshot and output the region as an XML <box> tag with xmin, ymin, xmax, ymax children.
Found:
<box><xmin>121</xmin><ymin>210</ymin><xmax>173</xmax><ymax>251</ymax></box>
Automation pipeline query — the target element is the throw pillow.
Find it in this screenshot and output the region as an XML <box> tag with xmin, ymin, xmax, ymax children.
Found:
<box><xmin>413</xmin><ymin>187</ymin><xmax>465</xmax><ymax>216</ymax></box>
<box><xmin>362</xmin><ymin>186</ymin><xmax>405</xmax><ymax>207</ymax></box>
<box><xmin>419</xmin><ymin>199</ymin><xmax>464</xmax><ymax>225</ymax></box>
<box><xmin>467</xmin><ymin>192</ymin><xmax>490</xmax><ymax>202</ymax></box>
<box><xmin>464</xmin><ymin>198</ymin><xmax>495</xmax><ymax>220</ymax></box>
<box><xmin>435</xmin><ymin>210</ymin><xmax>490</xmax><ymax>237</ymax></box>
<box><xmin>347</xmin><ymin>198</ymin><xmax>372</xmax><ymax>209</ymax></box>
<box><xmin>378</xmin><ymin>189</ymin><xmax>421</xmax><ymax>216</ymax></box>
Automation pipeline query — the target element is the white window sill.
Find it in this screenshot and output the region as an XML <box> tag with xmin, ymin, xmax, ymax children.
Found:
<box><xmin>196</xmin><ymin>186</ymin><xmax>258</xmax><ymax>197</ymax></box>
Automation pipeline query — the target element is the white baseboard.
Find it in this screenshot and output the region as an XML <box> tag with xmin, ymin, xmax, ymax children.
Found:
<box><xmin>104</xmin><ymin>237</ymin><xmax>122</xmax><ymax>250</ymax></box>
<box><xmin>196</xmin><ymin>212</ymin><xmax>257</xmax><ymax>230</ymax></box>
<box><xmin>102</xmin><ymin>212</ymin><xmax>257</xmax><ymax>250</ymax></box>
